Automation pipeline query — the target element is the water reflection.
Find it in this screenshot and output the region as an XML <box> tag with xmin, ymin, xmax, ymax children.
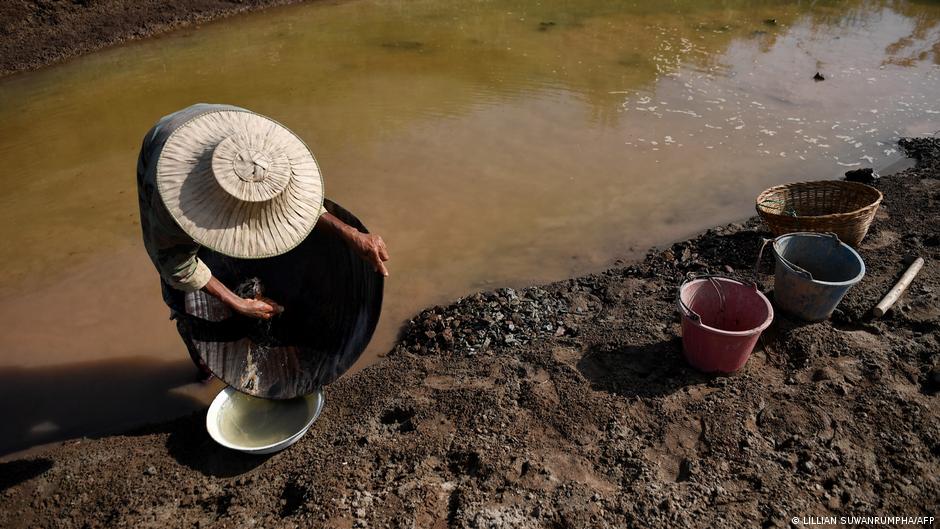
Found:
<box><xmin>0</xmin><ymin>0</ymin><xmax>938</xmax><ymax>453</ymax></box>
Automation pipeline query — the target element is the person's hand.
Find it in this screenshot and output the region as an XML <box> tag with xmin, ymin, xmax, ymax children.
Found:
<box><xmin>350</xmin><ymin>232</ymin><xmax>390</xmax><ymax>276</ymax></box>
<box><xmin>232</xmin><ymin>296</ymin><xmax>284</xmax><ymax>320</ymax></box>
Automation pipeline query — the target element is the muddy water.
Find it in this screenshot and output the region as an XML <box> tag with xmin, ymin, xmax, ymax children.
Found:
<box><xmin>1</xmin><ymin>0</ymin><xmax>939</xmax><ymax>455</ymax></box>
<box><xmin>217</xmin><ymin>392</ymin><xmax>316</xmax><ymax>449</ymax></box>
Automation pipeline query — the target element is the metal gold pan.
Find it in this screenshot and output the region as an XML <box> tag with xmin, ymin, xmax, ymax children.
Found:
<box><xmin>176</xmin><ymin>199</ymin><xmax>384</xmax><ymax>399</ymax></box>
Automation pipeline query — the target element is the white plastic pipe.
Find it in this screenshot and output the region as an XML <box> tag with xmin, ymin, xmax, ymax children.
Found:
<box><xmin>872</xmin><ymin>257</ymin><xmax>925</xmax><ymax>318</ymax></box>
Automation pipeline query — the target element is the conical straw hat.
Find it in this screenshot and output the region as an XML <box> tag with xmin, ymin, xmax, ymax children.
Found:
<box><xmin>156</xmin><ymin>109</ymin><xmax>325</xmax><ymax>259</ymax></box>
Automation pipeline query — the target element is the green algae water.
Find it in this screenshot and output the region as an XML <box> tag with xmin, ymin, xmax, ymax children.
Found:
<box><xmin>218</xmin><ymin>392</ymin><xmax>314</xmax><ymax>449</ymax></box>
<box><xmin>1</xmin><ymin>0</ymin><xmax>940</xmax><ymax>455</ymax></box>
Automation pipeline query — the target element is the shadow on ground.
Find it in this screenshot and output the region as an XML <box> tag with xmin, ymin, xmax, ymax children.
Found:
<box><xmin>0</xmin><ymin>356</ymin><xmax>208</xmax><ymax>457</ymax></box>
<box><xmin>0</xmin><ymin>458</ymin><xmax>53</xmax><ymax>492</ymax></box>
<box><xmin>160</xmin><ymin>414</ymin><xmax>273</xmax><ymax>478</ymax></box>
<box><xmin>576</xmin><ymin>338</ymin><xmax>707</xmax><ymax>397</ymax></box>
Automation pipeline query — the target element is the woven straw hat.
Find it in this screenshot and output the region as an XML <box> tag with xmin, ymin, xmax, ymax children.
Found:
<box><xmin>156</xmin><ymin>109</ymin><xmax>324</xmax><ymax>259</ymax></box>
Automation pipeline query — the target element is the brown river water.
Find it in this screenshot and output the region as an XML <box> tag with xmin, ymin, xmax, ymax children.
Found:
<box><xmin>1</xmin><ymin>0</ymin><xmax>939</xmax><ymax>456</ymax></box>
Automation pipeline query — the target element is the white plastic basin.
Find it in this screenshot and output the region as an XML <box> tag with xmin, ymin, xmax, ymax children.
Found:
<box><xmin>206</xmin><ymin>386</ymin><xmax>324</xmax><ymax>454</ymax></box>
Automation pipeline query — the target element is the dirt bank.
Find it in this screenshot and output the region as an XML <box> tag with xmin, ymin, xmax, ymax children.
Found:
<box><xmin>0</xmin><ymin>0</ymin><xmax>311</xmax><ymax>77</ymax></box>
<box><xmin>2</xmin><ymin>140</ymin><xmax>939</xmax><ymax>528</ymax></box>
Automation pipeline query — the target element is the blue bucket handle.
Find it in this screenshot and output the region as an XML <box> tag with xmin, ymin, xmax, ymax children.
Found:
<box><xmin>758</xmin><ymin>232</ymin><xmax>842</xmax><ymax>282</ymax></box>
<box><xmin>754</xmin><ymin>237</ymin><xmax>812</xmax><ymax>281</ymax></box>
<box><xmin>754</xmin><ymin>237</ymin><xmax>774</xmax><ymax>279</ymax></box>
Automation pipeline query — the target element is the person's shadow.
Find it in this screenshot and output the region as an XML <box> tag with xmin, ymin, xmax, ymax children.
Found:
<box><xmin>0</xmin><ymin>356</ymin><xmax>207</xmax><ymax>458</ymax></box>
<box><xmin>0</xmin><ymin>458</ymin><xmax>53</xmax><ymax>492</ymax></box>
<box><xmin>0</xmin><ymin>356</ymin><xmax>272</xmax><ymax>478</ymax></box>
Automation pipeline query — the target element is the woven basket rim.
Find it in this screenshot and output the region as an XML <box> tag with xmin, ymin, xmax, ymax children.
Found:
<box><xmin>756</xmin><ymin>180</ymin><xmax>883</xmax><ymax>220</ymax></box>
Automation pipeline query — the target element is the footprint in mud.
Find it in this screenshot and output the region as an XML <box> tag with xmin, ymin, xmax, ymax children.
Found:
<box><xmin>509</xmin><ymin>451</ymin><xmax>616</xmax><ymax>494</ymax></box>
<box><xmin>551</xmin><ymin>345</ymin><xmax>583</xmax><ymax>366</ymax></box>
<box><xmin>196</xmin><ymin>492</ymin><xmax>234</xmax><ymax>519</ymax></box>
<box><xmin>447</xmin><ymin>450</ymin><xmax>486</xmax><ymax>479</ymax></box>
<box><xmin>279</xmin><ymin>478</ymin><xmax>308</xmax><ymax>517</ymax></box>
<box><xmin>380</xmin><ymin>405</ymin><xmax>417</xmax><ymax>433</ymax></box>
<box><xmin>757</xmin><ymin>399</ymin><xmax>833</xmax><ymax>446</ymax></box>
<box><xmin>521</xmin><ymin>367</ymin><xmax>560</xmax><ymax>405</ymax></box>
<box><xmin>646</xmin><ymin>421</ymin><xmax>704</xmax><ymax>483</ymax></box>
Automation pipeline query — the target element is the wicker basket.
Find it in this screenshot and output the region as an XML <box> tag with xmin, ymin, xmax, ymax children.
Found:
<box><xmin>755</xmin><ymin>180</ymin><xmax>882</xmax><ymax>247</ymax></box>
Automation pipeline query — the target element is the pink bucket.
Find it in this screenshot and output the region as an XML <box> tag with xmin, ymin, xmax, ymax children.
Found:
<box><xmin>677</xmin><ymin>277</ymin><xmax>774</xmax><ymax>373</ymax></box>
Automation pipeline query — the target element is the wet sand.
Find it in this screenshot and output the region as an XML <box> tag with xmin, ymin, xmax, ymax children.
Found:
<box><xmin>1</xmin><ymin>139</ymin><xmax>937</xmax><ymax>527</ymax></box>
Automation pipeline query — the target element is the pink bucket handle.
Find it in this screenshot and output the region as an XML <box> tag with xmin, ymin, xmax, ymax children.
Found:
<box><xmin>678</xmin><ymin>274</ymin><xmax>745</xmax><ymax>323</ymax></box>
<box><xmin>677</xmin><ymin>284</ymin><xmax>703</xmax><ymax>322</ymax></box>
<box><xmin>677</xmin><ymin>300</ymin><xmax>702</xmax><ymax>322</ymax></box>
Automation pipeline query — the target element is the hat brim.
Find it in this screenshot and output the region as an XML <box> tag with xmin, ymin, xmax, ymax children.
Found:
<box><xmin>156</xmin><ymin>109</ymin><xmax>325</xmax><ymax>259</ymax></box>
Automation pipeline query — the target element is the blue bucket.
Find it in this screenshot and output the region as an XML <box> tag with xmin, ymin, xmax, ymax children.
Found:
<box><xmin>771</xmin><ymin>232</ymin><xmax>865</xmax><ymax>321</ymax></box>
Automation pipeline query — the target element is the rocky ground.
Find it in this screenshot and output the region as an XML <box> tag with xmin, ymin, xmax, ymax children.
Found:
<box><xmin>0</xmin><ymin>0</ymin><xmax>312</xmax><ymax>76</ymax></box>
<box><xmin>1</xmin><ymin>139</ymin><xmax>938</xmax><ymax>528</ymax></box>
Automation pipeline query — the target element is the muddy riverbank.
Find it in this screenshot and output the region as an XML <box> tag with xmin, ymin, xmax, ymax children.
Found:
<box><xmin>0</xmin><ymin>0</ymin><xmax>310</xmax><ymax>76</ymax></box>
<box><xmin>1</xmin><ymin>138</ymin><xmax>938</xmax><ymax>528</ymax></box>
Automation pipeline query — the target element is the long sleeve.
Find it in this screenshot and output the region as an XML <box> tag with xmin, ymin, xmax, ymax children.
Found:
<box><xmin>144</xmin><ymin>192</ymin><xmax>212</xmax><ymax>292</ymax></box>
<box><xmin>136</xmin><ymin>106</ymin><xmax>218</xmax><ymax>293</ymax></box>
